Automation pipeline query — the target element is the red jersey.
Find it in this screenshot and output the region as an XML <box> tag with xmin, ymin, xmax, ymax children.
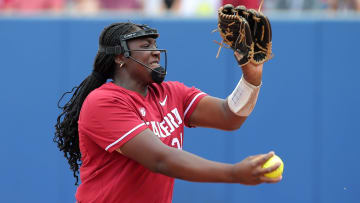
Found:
<box><xmin>76</xmin><ymin>81</ymin><xmax>207</xmax><ymax>203</ymax></box>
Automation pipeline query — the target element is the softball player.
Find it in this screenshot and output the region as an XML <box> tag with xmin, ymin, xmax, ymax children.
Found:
<box><xmin>54</xmin><ymin>22</ymin><xmax>281</xmax><ymax>203</ymax></box>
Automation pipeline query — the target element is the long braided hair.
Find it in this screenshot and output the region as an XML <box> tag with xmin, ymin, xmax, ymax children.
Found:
<box><xmin>54</xmin><ymin>22</ymin><xmax>140</xmax><ymax>185</ymax></box>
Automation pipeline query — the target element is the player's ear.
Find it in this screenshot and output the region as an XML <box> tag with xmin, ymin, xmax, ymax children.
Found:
<box><xmin>115</xmin><ymin>55</ymin><xmax>125</xmax><ymax>67</ymax></box>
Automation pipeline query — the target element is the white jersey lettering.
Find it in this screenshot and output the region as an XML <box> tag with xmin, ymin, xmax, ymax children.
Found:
<box><xmin>167</xmin><ymin>113</ymin><xmax>179</xmax><ymax>128</ymax></box>
<box><xmin>163</xmin><ymin>116</ymin><xmax>175</xmax><ymax>133</ymax></box>
<box><xmin>156</xmin><ymin>122</ymin><xmax>166</xmax><ymax>137</ymax></box>
<box><xmin>160</xmin><ymin>120</ymin><xmax>171</xmax><ymax>137</ymax></box>
<box><xmin>171</xmin><ymin>108</ymin><xmax>182</xmax><ymax>125</ymax></box>
<box><xmin>151</xmin><ymin>121</ymin><xmax>160</xmax><ymax>137</ymax></box>
<box><xmin>146</xmin><ymin>108</ymin><xmax>183</xmax><ymax>139</ymax></box>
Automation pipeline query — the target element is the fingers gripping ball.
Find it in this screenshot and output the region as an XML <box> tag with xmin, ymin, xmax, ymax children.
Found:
<box><xmin>262</xmin><ymin>155</ymin><xmax>284</xmax><ymax>178</ymax></box>
<box><xmin>217</xmin><ymin>4</ymin><xmax>254</xmax><ymax>66</ymax></box>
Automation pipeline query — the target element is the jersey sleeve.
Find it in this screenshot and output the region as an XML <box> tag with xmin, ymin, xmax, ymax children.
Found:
<box><xmin>78</xmin><ymin>91</ymin><xmax>148</xmax><ymax>153</ymax></box>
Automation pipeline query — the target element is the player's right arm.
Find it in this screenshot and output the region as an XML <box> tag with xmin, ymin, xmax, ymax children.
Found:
<box><xmin>117</xmin><ymin>129</ymin><xmax>282</xmax><ymax>185</ymax></box>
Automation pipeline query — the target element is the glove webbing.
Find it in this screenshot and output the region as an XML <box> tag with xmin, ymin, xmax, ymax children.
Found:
<box><xmin>216</xmin><ymin>14</ymin><xmax>249</xmax><ymax>59</ymax></box>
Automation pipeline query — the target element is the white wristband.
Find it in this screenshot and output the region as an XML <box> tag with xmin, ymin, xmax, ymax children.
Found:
<box><xmin>227</xmin><ymin>76</ymin><xmax>261</xmax><ymax>116</ymax></box>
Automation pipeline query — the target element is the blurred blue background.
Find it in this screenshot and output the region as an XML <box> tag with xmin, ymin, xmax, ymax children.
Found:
<box><xmin>0</xmin><ymin>15</ymin><xmax>359</xmax><ymax>203</ymax></box>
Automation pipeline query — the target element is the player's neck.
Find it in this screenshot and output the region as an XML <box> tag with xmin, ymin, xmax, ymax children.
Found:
<box><xmin>113</xmin><ymin>80</ymin><xmax>148</xmax><ymax>97</ymax></box>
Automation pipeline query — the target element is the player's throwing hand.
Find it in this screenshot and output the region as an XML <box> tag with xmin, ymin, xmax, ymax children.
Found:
<box><xmin>231</xmin><ymin>151</ymin><xmax>282</xmax><ymax>185</ymax></box>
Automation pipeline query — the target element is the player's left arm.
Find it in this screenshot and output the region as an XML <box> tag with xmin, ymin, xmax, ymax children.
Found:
<box><xmin>188</xmin><ymin>58</ymin><xmax>263</xmax><ymax>131</ymax></box>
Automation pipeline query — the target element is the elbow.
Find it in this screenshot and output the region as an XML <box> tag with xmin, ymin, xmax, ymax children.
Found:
<box><xmin>150</xmin><ymin>147</ymin><xmax>183</xmax><ymax>179</ymax></box>
<box><xmin>148</xmin><ymin>148</ymin><xmax>173</xmax><ymax>175</ymax></box>
<box><xmin>223</xmin><ymin>116</ymin><xmax>246</xmax><ymax>131</ymax></box>
<box><xmin>147</xmin><ymin>154</ymin><xmax>166</xmax><ymax>174</ymax></box>
<box><xmin>224</xmin><ymin>123</ymin><xmax>242</xmax><ymax>131</ymax></box>
<box><xmin>152</xmin><ymin>158</ymin><xmax>166</xmax><ymax>174</ymax></box>
<box><xmin>228</xmin><ymin>125</ymin><xmax>241</xmax><ymax>131</ymax></box>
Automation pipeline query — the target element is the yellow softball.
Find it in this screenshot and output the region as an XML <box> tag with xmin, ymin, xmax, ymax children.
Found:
<box><xmin>262</xmin><ymin>154</ymin><xmax>284</xmax><ymax>178</ymax></box>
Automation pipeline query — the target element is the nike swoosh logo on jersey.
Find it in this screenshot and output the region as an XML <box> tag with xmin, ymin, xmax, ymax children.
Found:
<box><xmin>159</xmin><ymin>95</ymin><xmax>167</xmax><ymax>106</ymax></box>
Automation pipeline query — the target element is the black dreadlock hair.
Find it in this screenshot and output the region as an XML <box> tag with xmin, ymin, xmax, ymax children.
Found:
<box><xmin>54</xmin><ymin>22</ymin><xmax>143</xmax><ymax>185</ymax></box>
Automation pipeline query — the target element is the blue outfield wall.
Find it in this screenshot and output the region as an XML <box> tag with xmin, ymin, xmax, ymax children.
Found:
<box><xmin>0</xmin><ymin>17</ymin><xmax>359</xmax><ymax>203</ymax></box>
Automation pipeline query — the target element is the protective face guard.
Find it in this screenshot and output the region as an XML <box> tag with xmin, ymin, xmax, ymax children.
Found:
<box><xmin>98</xmin><ymin>24</ymin><xmax>167</xmax><ymax>73</ymax></box>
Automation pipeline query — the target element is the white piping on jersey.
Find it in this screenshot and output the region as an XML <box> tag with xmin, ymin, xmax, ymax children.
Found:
<box><xmin>184</xmin><ymin>92</ymin><xmax>206</xmax><ymax>118</ymax></box>
<box><xmin>105</xmin><ymin>123</ymin><xmax>146</xmax><ymax>151</ymax></box>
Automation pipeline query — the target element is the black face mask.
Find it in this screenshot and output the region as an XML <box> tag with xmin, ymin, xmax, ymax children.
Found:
<box><xmin>151</xmin><ymin>65</ymin><xmax>166</xmax><ymax>84</ymax></box>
